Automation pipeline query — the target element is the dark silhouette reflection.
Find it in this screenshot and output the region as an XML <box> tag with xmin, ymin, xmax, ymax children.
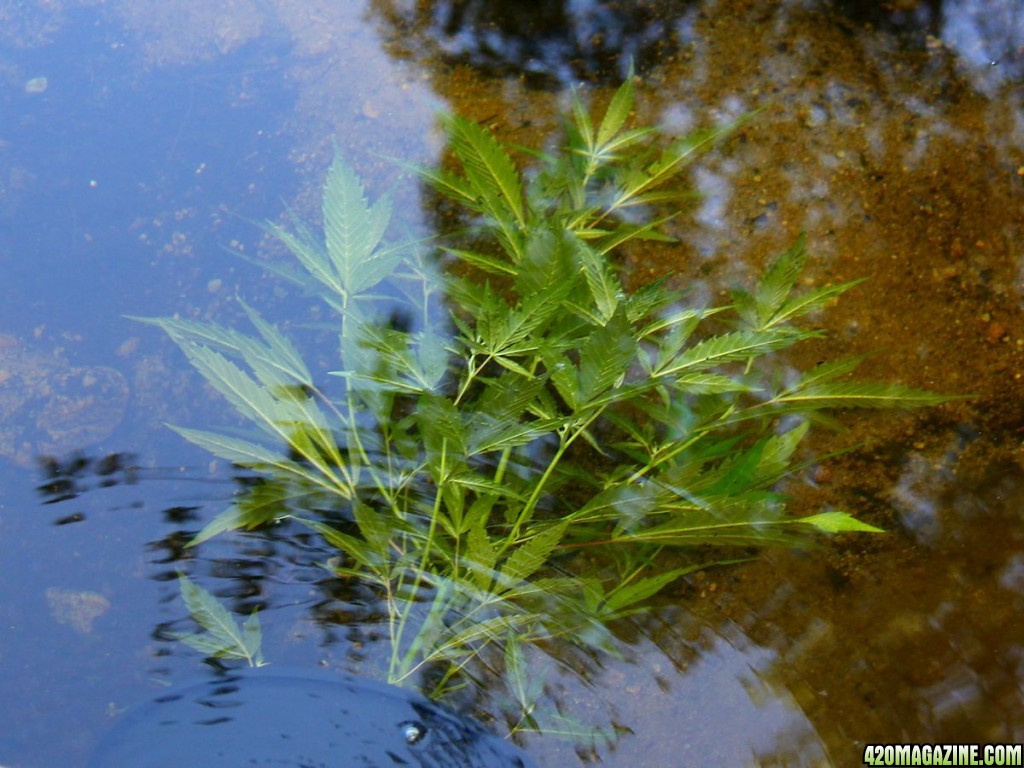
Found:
<box><xmin>35</xmin><ymin>451</ymin><xmax>139</xmax><ymax>510</ymax></box>
<box><xmin>369</xmin><ymin>0</ymin><xmax>1024</xmax><ymax>100</ymax></box>
<box><xmin>831</xmin><ymin>0</ymin><xmax>946</xmax><ymax>34</ymax></box>
<box><xmin>832</xmin><ymin>0</ymin><xmax>1024</xmax><ymax>87</ymax></box>
<box><xmin>370</xmin><ymin>0</ymin><xmax>693</xmax><ymax>87</ymax></box>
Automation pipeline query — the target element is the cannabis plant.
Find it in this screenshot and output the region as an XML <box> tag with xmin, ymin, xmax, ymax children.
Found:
<box><xmin>145</xmin><ymin>76</ymin><xmax>948</xmax><ymax>730</ymax></box>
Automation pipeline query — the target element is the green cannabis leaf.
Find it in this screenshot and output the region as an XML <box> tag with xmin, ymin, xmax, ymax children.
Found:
<box><xmin>172</xmin><ymin>573</ymin><xmax>265</xmax><ymax>667</ymax></box>
<box><xmin>145</xmin><ymin>72</ymin><xmax>958</xmax><ymax>737</ymax></box>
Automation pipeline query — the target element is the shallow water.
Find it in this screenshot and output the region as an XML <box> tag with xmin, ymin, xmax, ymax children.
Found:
<box><xmin>0</xmin><ymin>1</ymin><xmax>1022</xmax><ymax>766</ymax></box>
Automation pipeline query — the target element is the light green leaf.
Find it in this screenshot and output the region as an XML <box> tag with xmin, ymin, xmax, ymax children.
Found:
<box><xmin>794</xmin><ymin>357</ymin><xmax>865</xmax><ymax>389</ymax></box>
<box><xmin>575</xmin><ymin>239</ymin><xmax>622</xmax><ymax>322</ymax></box>
<box><xmin>751</xmin><ymin>235</ymin><xmax>807</xmax><ymax>325</ymax></box>
<box><xmin>418</xmin><ymin>393</ymin><xmax>468</xmax><ymax>459</ymax></box>
<box><xmin>673</xmin><ymin>372</ymin><xmax>759</xmax><ymax>394</ymax></box>
<box><xmin>756</xmin><ymin>421</ymin><xmax>810</xmax><ymax>479</ymax></box>
<box><xmin>441</xmin><ymin>247</ymin><xmax>517</xmax><ymax>276</ymax></box>
<box><xmin>798</xmin><ymin>511</ymin><xmax>884</xmax><ymax>534</ymax></box>
<box><xmin>601</xmin><ymin>565</ymin><xmax>703</xmax><ymax>617</ymax></box>
<box><xmin>659</xmin><ymin>330</ymin><xmax>806</xmax><ymax>377</ymax></box>
<box><xmin>767</xmin><ymin>279</ymin><xmax>863</xmax><ymax>328</ymax></box>
<box><xmin>189</xmin><ymin>504</ymin><xmax>246</xmax><ymax>546</ymax></box>
<box><xmin>175</xmin><ymin>573</ymin><xmax>264</xmax><ymax>667</ymax></box>
<box><xmin>774</xmin><ymin>381</ymin><xmax>956</xmax><ymax>410</ymax></box>
<box><xmin>407</xmin><ymin>162</ymin><xmax>481</xmax><ymax>209</ymax></box>
<box><xmin>239</xmin><ymin>301</ymin><xmax>315</xmax><ymax>387</ymax></box>
<box><xmin>499</xmin><ymin>521</ymin><xmax>568</xmax><ymax>585</ymax></box>
<box><xmin>322</xmin><ymin>156</ymin><xmax>398</xmax><ymax>295</ymax></box>
<box><xmin>571</xmin><ymin>90</ymin><xmax>595</xmax><ymax>153</ymax></box>
<box><xmin>595</xmin><ymin>71</ymin><xmax>635</xmax><ymax>149</ymax></box>
<box><xmin>265</xmin><ymin>222</ymin><xmax>345</xmax><ymax>299</ymax></box>
<box><xmin>607</xmin><ymin>117</ymin><xmax>748</xmax><ymax>213</ymax></box>
<box><xmin>290</xmin><ymin>516</ymin><xmax>389</xmax><ymax>572</ymax></box>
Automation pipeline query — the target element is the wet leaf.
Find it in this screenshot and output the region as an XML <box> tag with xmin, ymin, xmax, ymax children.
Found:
<box><xmin>173</xmin><ymin>573</ymin><xmax>264</xmax><ymax>667</ymax></box>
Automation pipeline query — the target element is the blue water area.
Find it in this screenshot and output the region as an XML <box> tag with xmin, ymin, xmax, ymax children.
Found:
<box><xmin>1</xmin><ymin>1</ymin><xmax>1023</xmax><ymax>766</ymax></box>
<box><xmin>0</xmin><ymin>9</ymin><xmax>312</xmax><ymax>767</ymax></box>
<box><xmin>0</xmin><ymin>9</ymin><xmax>297</xmax><ymax>347</ymax></box>
<box><xmin>86</xmin><ymin>667</ymin><xmax>536</xmax><ymax>767</ymax></box>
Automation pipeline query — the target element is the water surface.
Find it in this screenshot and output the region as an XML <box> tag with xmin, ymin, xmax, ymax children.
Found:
<box><xmin>0</xmin><ymin>1</ymin><xmax>1022</xmax><ymax>766</ymax></box>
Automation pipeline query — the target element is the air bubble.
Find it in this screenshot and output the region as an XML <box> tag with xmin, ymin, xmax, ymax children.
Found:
<box><xmin>401</xmin><ymin>721</ymin><xmax>426</xmax><ymax>745</ymax></box>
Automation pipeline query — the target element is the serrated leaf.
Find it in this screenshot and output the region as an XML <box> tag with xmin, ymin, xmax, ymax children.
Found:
<box><xmin>189</xmin><ymin>504</ymin><xmax>246</xmax><ymax>546</ymax></box>
<box><xmin>514</xmin><ymin>226</ymin><xmax>577</xmax><ymax>299</ymax></box>
<box><xmin>672</xmin><ymin>372</ymin><xmax>758</xmax><ymax>394</ymax></box>
<box><xmin>164</xmin><ymin>344</ymin><xmax>352</xmax><ymax>494</ymax></box>
<box><xmin>575</xmin><ymin>239</ymin><xmax>622</xmax><ymax>322</ymax></box>
<box><xmin>753</xmin><ymin>235</ymin><xmax>807</xmax><ymax>325</ymax></box>
<box><xmin>775</xmin><ymin>381</ymin><xmax>956</xmax><ymax>409</ymax></box>
<box><xmin>659</xmin><ymin>330</ymin><xmax>806</xmax><ymax>377</ymax></box>
<box><xmin>547</xmin><ymin>353</ymin><xmax>580</xmax><ymax>410</ymax></box>
<box><xmin>290</xmin><ymin>516</ymin><xmax>388</xmax><ymax>572</ymax></box>
<box><xmin>601</xmin><ymin>565</ymin><xmax>702</xmax><ymax>616</ymax></box>
<box><xmin>475</xmin><ymin>373</ymin><xmax>547</xmax><ymax>420</ymax></box>
<box><xmin>571</xmin><ymin>90</ymin><xmax>595</xmax><ymax>153</ymax></box>
<box><xmin>767</xmin><ymin>279</ymin><xmax>863</xmax><ymax>328</ymax></box>
<box><xmin>266</xmin><ymin>222</ymin><xmax>345</xmax><ymax>299</ymax></box>
<box><xmin>795</xmin><ymin>357</ymin><xmax>865</xmax><ymax>389</ymax></box>
<box><xmin>577</xmin><ymin>310</ymin><xmax>635</xmax><ymax>403</ymax></box>
<box><xmin>464</xmin><ymin>497</ymin><xmax>500</xmax><ymax>590</ymax></box>
<box><xmin>322</xmin><ymin>156</ymin><xmax>400</xmax><ymax>295</ymax></box>
<box><xmin>587</xmin><ymin>215</ymin><xmax>678</xmax><ymax>256</ymax></box>
<box><xmin>413</xmin><ymin>331</ymin><xmax>450</xmax><ymax>391</ymax></box>
<box><xmin>442</xmin><ymin>247</ymin><xmax>517</xmax><ymax>276</ymax></box>
<box><xmin>352</xmin><ymin>500</ymin><xmax>398</xmax><ymax>562</ymax></box>
<box><xmin>170</xmin><ymin>426</ymin><xmax>284</xmax><ymax>468</ymax></box>
<box><xmin>418</xmin><ymin>393</ymin><xmax>468</xmax><ymax>460</ymax></box>
<box><xmin>607</xmin><ymin>117</ymin><xmax>747</xmax><ymax>213</ymax></box>
<box><xmin>595</xmin><ymin>71</ymin><xmax>635</xmax><ymax>149</ymax></box>
<box><xmin>176</xmin><ymin>573</ymin><xmax>264</xmax><ymax>666</ymax></box>
<box><xmin>757</xmin><ymin>421</ymin><xmax>810</xmax><ymax>479</ymax></box>
<box><xmin>444</xmin><ymin>113</ymin><xmax>526</xmax><ymax>227</ymax></box>
<box><xmin>499</xmin><ymin>521</ymin><xmax>568</xmax><ymax>585</ymax></box>
<box><xmin>467</xmin><ymin>417</ymin><xmax>556</xmax><ymax>456</ymax></box>
<box><xmin>239</xmin><ymin>300</ymin><xmax>315</xmax><ymax>387</ymax></box>
<box><xmin>504</xmin><ymin>633</ymin><xmax>543</xmax><ymax>714</ymax></box>
<box><xmin>408</xmin><ymin>162</ymin><xmax>481</xmax><ymax>209</ymax></box>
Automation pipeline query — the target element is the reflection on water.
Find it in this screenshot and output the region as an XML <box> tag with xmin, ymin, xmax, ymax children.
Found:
<box><xmin>370</xmin><ymin>0</ymin><xmax>686</xmax><ymax>88</ymax></box>
<box><xmin>837</xmin><ymin>0</ymin><xmax>1024</xmax><ymax>91</ymax></box>
<box><xmin>695</xmin><ymin>456</ymin><xmax>1024</xmax><ymax>753</ymax></box>
<box><xmin>0</xmin><ymin>0</ymin><xmax>1022</xmax><ymax>766</ymax></box>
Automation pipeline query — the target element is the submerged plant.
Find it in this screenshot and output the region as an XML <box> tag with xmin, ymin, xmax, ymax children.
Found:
<box><xmin>144</xmin><ymin>76</ymin><xmax>949</xmax><ymax>732</ymax></box>
<box><xmin>172</xmin><ymin>573</ymin><xmax>265</xmax><ymax>668</ymax></box>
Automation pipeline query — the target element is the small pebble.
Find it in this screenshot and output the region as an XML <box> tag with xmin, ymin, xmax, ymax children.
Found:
<box><xmin>987</xmin><ymin>322</ymin><xmax>1007</xmax><ymax>343</ymax></box>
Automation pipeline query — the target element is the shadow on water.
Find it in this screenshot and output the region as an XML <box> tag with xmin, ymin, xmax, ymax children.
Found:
<box><xmin>1</xmin><ymin>0</ymin><xmax>1023</xmax><ymax>766</ymax></box>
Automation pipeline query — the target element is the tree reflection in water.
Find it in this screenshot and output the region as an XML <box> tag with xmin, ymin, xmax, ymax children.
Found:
<box><xmin>371</xmin><ymin>0</ymin><xmax>689</xmax><ymax>88</ymax></box>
